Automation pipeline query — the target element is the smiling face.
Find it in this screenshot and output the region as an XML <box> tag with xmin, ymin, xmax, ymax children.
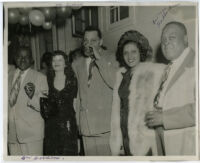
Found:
<box><xmin>15</xmin><ymin>49</ymin><xmax>33</xmax><ymax>71</ymax></box>
<box><xmin>52</xmin><ymin>55</ymin><xmax>66</xmax><ymax>72</ymax></box>
<box><xmin>83</xmin><ymin>31</ymin><xmax>102</xmax><ymax>57</ymax></box>
<box><xmin>161</xmin><ymin>24</ymin><xmax>187</xmax><ymax>61</ymax></box>
<box><xmin>123</xmin><ymin>42</ymin><xmax>141</xmax><ymax>68</ymax></box>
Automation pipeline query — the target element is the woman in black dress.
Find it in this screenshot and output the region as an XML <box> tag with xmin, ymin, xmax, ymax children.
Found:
<box><xmin>44</xmin><ymin>50</ymin><xmax>78</xmax><ymax>156</ymax></box>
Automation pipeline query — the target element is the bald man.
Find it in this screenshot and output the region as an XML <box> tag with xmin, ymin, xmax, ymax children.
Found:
<box><xmin>145</xmin><ymin>22</ymin><xmax>196</xmax><ymax>155</ymax></box>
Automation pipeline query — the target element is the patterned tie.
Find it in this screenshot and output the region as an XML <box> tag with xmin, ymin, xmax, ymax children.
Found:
<box><xmin>153</xmin><ymin>62</ymin><xmax>172</xmax><ymax>156</ymax></box>
<box><xmin>9</xmin><ymin>70</ymin><xmax>24</xmax><ymax>108</ymax></box>
<box><xmin>153</xmin><ymin>62</ymin><xmax>172</xmax><ymax>108</ymax></box>
<box><xmin>87</xmin><ymin>58</ymin><xmax>96</xmax><ymax>87</ymax></box>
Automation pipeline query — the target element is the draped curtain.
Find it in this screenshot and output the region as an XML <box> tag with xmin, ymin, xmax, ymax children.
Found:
<box><xmin>30</xmin><ymin>27</ymin><xmax>53</xmax><ymax>70</ymax></box>
<box><xmin>21</xmin><ymin>17</ymin><xmax>81</xmax><ymax>71</ymax></box>
<box><xmin>51</xmin><ymin>18</ymin><xmax>82</xmax><ymax>56</ymax></box>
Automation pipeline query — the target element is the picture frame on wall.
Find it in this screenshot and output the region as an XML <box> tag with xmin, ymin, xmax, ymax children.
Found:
<box><xmin>71</xmin><ymin>7</ymin><xmax>99</xmax><ymax>37</ymax></box>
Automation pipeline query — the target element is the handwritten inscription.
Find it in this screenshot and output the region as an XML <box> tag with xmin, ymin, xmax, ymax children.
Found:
<box><xmin>153</xmin><ymin>4</ymin><xmax>180</xmax><ymax>27</ymax></box>
<box><xmin>21</xmin><ymin>156</ymin><xmax>63</xmax><ymax>161</ymax></box>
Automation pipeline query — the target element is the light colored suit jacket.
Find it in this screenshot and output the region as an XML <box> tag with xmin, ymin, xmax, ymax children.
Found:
<box><xmin>8</xmin><ymin>68</ymin><xmax>48</xmax><ymax>143</ymax></box>
<box><xmin>162</xmin><ymin>48</ymin><xmax>196</xmax><ymax>155</ymax></box>
<box><xmin>72</xmin><ymin>49</ymin><xmax>118</xmax><ymax>135</ymax></box>
<box><xmin>110</xmin><ymin>63</ymin><xmax>165</xmax><ymax>155</ymax></box>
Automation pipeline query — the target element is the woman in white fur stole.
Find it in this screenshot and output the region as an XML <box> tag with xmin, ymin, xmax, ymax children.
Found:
<box><xmin>110</xmin><ymin>30</ymin><xmax>166</xmax><ymax>156</ymax></box>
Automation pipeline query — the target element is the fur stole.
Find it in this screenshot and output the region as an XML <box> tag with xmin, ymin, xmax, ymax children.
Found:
<box><xmin>110</xmin><ymin>62</ymin><xmax>166</xmax><ymax>156</ymax></box>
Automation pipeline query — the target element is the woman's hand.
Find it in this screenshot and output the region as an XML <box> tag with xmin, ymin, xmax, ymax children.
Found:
<box><xmin>145</xmin><ymin>110</ymin><xmax>163</xmax><ymax>128</ymax></box>
<box><xmin>40</xmin><ymin>90</ymin><xmax>48</xmax><ymax>97</ymax></box>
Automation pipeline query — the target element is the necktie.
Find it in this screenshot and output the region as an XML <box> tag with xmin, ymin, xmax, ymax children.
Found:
<box><xmin>9</xmin><ymin>71</ymin><xmax>24</xmax><ymax>108</ymax></box>
<box><xmin>88</xmin><ymin>58</ymin><xmax>96</xmax><ymax>87</ymax></box>
<box><xmin>153</xmin><ymin>62</ymin><xmax>172</xmax><ymax>156</ymax></box>
<box><xmin>153</xmin><ymin>62</ymin><xmax>172</xmax><ymax>108</ymax></box>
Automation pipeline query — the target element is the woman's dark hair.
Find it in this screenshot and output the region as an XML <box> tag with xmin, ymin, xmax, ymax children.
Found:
<box><xmin>116</xmin><ymin>30</ymin><xmax>153</xmax><ymax>67</ymax></box>
<box><xmin>47</xmin><ymin>50</ymin><xmax>74</xmax><ymax>80</ymax></box>
<box><xmin>68</xmin><ymin>48</ymin><xmax>82</xmax><ymax>63</ymax></box>
<box><xmin>40</xmin><ymin>52</ymin><xmax>52</xmax><ymax>69</ymax></box>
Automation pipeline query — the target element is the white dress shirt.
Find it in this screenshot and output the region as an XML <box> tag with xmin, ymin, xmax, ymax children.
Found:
<box><xmin>86</xmin><ymin>57</ymin><xmax>92</xmax><ymax>77</ymax></box>
<box><xmin>12</xmin><ymin>68</ymin><xmax>30</xmax><ymax>86</ymax></box>
<box><xmin>158</xmin><ymin>47</ymin><xmax>190</xmax><ymax>107</ymax></box>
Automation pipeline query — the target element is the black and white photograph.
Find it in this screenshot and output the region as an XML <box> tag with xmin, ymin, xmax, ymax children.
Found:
<box><xmin>3</xmin><ymin>1</ymin><xmax>199</xmax><ymax>161</ymax></box>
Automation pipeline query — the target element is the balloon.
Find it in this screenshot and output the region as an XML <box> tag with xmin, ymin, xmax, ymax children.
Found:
<box><xmin>71</xmin><ymin>6</ymin><xmax>81</xmax><ymax>10</ymax></box>
<box><xmin>8</xmin><ymin>9</ymin><xmax>20</xmax><ymax>24</ymax></box>
<box><xmin>19</xmin><ymin>7</ymin><xmax>32</xmax><ymax>14</ymax></box>
<box><xmin>29</xmin><ymin>10</ymin><xmax>45</xmax><ymax>26</ymax></box>
<box><xmin>42</xmin><ymin>21</ymin><xmax>52</xmax><ymax>30</ymax></box>
<box><xmin>41</xmin><ymin>7</ymin><xmax>56</xmax><ymax>21</ymax></box>
<box><xmin>56</xmin><ymin>7</ymin><xmax>72</xmax><ymax>18</ymax></box>
<box><xmin>19</xmin><ymin>14</ymin><xmax>29</xmax><ymax>25</ymax></box>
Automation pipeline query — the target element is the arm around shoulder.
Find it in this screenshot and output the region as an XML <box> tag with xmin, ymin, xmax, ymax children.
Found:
<box><xmin>27</xmin><ymin>72</ymin><xmax>48</xmax><ymax>112</ymax></box>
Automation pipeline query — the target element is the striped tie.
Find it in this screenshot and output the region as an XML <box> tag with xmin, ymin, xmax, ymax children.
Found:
<box><xmin>9</xmin><ymin>71</ymin><xmax>24</xmax><ymax>108</ymax></box>
<box><xmin>87</xmin><ymin>59</ymin><xmax>96</xmax><ymax>87</ymax></box>
<box><xmin>153</xmin><ymin>62</ymin><xmax>172</xmax><ymax>156</ymax></box>
<box><xmin>153</xmin><ymin>62</ymin><xmax>172</xmax><ymax>108</ymax></box>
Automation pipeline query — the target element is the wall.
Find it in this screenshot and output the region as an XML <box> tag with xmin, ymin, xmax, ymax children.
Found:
<box><xmin>50</xmin><ymin>5</ymin><xmax>197</xmax><ymax>60</ymax></box>
<box><xmin>99</xmin><ymin>5</ymin><xmax>197</xmax><ymax>61</ymax></box>
<box><xmin>52</xmin><ymin>18</ymin><xmax>82</xmax><ymax>55</ymax></box>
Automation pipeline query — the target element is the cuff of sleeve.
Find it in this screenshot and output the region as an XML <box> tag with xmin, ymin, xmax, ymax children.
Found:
<box><xmin>163</xmin><ymin>110</ymin><xmax>170</xmax><ymax>130</ymax></box>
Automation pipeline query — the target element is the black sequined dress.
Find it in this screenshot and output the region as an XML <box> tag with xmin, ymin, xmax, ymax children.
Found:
<box><xmin>44</xmin><ymin>69</ymin><xmax>78</xmax><ymax>156</ymax></box>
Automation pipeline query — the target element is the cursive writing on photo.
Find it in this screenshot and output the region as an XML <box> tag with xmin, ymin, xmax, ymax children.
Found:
<box><xmin>21</xmin><ymin>155</ymin><xmax>63</xmax><ymax>161</ymax></box>
<box><xmin>153</xmin><ymin>4</ymin><xmax>180</xmax><ymax>27</ymax></box>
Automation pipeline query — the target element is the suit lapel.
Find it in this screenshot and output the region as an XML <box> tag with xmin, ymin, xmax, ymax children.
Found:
<box><xmin>78</xmin><ymin>57</ymin><xmax>88</xmax><ymax>87</ymax></box>
<box><xmin>21</xmin><ymin>69</ymin><xmax>33</xmax><ymax>88</ymax></box>
<box><xmin>8</xmin><ymin>69</ymin><xmax>16</xmax><ymax>95</ymax></box>
<box><xmin>165</xmin><ymin>49</ymin><xmax>195</xmax><ymax>94</ymax></box>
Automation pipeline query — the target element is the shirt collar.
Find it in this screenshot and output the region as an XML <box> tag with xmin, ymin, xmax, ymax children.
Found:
<box><xmin>172</xmin><ymin>47</ymin><xmax>190</xmax><ymax>65</ymax></box>
<box><xmin>16</xmin><ymin>67</ymin><xmax>31</xmax><ymax>76</ymax></box>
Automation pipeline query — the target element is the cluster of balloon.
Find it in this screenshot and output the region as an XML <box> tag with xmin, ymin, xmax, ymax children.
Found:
<box><xmin>56</xmin><ymin>7</ymin><xmax>72</xmax><ymax>18</ymax></box>
<box><xmin>8</xmin><ymin>6</ymin><xmax>81</xmax><ymax>30</ymax></box>
<box><xmin>8</xmin><ymin>9</ymin><xmax>20</xmax><ymax>24</ymax></box>
<box><xmin>29</xmin><ymin>10</ymin><xmax>45</xmax><ymax>26</ymax></box>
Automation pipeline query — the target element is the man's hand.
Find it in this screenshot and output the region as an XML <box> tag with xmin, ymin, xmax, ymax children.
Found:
<box><xmin>145</xmin><ymin>110</ymin><xmax>163</xmax><ymax>128</ymax></box>
<box><xmin>91</xmin><ymin>46</ymin><xmax>101</xmax><ymax>60</ymax></box>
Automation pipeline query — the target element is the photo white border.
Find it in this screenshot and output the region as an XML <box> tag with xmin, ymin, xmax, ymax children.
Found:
<box><xmin>2</xmin><ymin>1</ymin><xmax>199</xmax><ymax>161</ymax></box>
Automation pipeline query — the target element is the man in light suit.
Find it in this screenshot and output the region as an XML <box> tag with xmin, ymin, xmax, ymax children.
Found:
<box><xmin>145</xmin><ymin>21</ymin><xmax>196</xmax><ymax>155</ymax></box>
<box><xmin>8</xmin><ymin>47</ymin><xmax>48</xmax><ymax>155</ymax></box>
<box><xmin>72</xmin><ymin>26</ymin><xmax>119</xmax><ymax>155</ymax></box>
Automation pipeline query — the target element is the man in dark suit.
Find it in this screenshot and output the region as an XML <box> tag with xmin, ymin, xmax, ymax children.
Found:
<box><xmin>8</xmin><ymin>47</ymin><xmax>48</xmax><ymax>155</ymax></box>
<box><xmin>145</xmin><ymin>21</ymin><xmax>196</xmax><ymax>155</ymax></box>
<box><xmin>72</xmin><ymin>26</ymin><xmax>119</xmax><ymax>155</ymax></box>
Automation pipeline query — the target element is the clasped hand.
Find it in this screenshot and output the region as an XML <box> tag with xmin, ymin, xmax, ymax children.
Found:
<box><xmin>145</xmin><ymin>109</ymin><xmax>163</xmax><ymax>128</ymax></box>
